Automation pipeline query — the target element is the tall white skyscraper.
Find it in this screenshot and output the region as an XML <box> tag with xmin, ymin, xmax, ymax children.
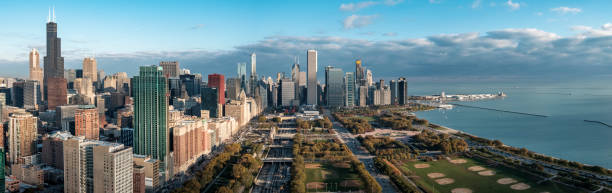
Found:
<box><xmin>250</xmin><ymin>53</ymin><xmax>256</xmax><ymax>76</ymax></box>
<box><xmin>307</xmin><ymin>49</ymin><xmax>318</xmax><ymax>105</ymax></box>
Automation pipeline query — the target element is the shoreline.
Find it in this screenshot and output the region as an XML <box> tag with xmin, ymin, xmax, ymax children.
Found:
<box><xmin>426</xmin><ymin>121</ymin><xmax>612</xmax><ymax>171</ymax></box>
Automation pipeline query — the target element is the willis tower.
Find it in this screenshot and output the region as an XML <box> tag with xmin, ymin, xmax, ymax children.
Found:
<box><xmin>44</xmin><ymin>8</ymin><xmax>67</xmax><ymax>109</ymax></box>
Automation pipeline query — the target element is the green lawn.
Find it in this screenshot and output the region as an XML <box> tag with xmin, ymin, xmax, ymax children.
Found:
<box><xmin>305</xmin><ymin>162</ymin><xmax>364</xmax><ymax>192</ymax></box>
<box><xmin>399</xmin><ymin>157</ymin><xmax>582</xmax><ymax>193</ymax></box>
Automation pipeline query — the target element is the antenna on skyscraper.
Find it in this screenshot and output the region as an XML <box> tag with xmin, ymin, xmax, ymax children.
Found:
<box><xmin>52</xmin><ymin>6</ymin><xmax>56</xmax><ymax>22</ymax></box>
<box><xmin>48</xmin><ymin>7</ymin><xmax>50</xmax><ymax>23</ymax></box>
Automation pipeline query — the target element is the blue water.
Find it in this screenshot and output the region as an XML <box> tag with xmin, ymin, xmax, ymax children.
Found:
<box><xmin>411</xmin><ymin>82</ymin><xmax>612</xmax><ymax>169</ymax></box>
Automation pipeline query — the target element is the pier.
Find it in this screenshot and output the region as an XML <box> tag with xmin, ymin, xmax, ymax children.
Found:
<box><xmin>449</xmin><ymin>103</ymin><xmax>549</xmax><ymax>118</ymax></box>
<box><xmin>584</xmin><ymin>120</ymin><xmax>612</xmax><ymax>128</ymax></box>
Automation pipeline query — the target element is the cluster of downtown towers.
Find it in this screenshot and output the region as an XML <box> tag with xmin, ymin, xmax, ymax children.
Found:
<box><xmin>0</xmin><ymin>13</ymin><xmax>408</xmax><ymax>192</ymax></box>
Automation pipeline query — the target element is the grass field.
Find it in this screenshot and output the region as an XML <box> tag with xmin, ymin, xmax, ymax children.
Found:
<box><xmin>304</xmin><ymin>162</ymin><xmax>364</xmax><ymax>192</ymax></box>
<box><xmin>399</xmin><ymin>157</ymin><xmax>582</xmax><ymax>193</ymax></box>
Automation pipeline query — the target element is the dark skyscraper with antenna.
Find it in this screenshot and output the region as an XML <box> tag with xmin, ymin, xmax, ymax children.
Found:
<box><xmin>44</xmin><ymin>8</ymin><xmax>67</xmax><ymax>109</ymax></box>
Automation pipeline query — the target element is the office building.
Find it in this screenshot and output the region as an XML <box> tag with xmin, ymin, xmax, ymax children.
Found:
<box><xmin>237</xmin><ymin>62</ymin><xmax>247</xmax><ymax>93</ymax></box>
<box><xmin>64</xmin><ymin>138</ymin><xmax>133</xmax><ymax>193</ymax></box>
<box><xmin>279</xmin><ymin>78</ymin><xmax>295</xmax><ymax>106</ymax></box>
<box><xmin>179</xmin><ymin>74</ymin><xmax>202</xmax><ymax>97</ymax></box>
<box><xmin>29</xmin><ymin>48</ymin><xmax>44</xmax><ymax>98</ymax></box>
<box><xmin>207</xmin><ymin>74</ymin><xmax>225</xmax><ymax>105</ymax></box>
<box><xmin>82</xmin><ymin>57</ymin><xmax>97</xmax><ymax>83</ymax></box>
<box><xmin>0</xmin><ymin>148</ymin><xmax>4</xmax><ymax>191</ymax></box>
<box><xmin>226</xmin><ymin>78</ymin><xmax>241</xmax><ymax>100</ymax></box>
<box><xmin>132</xmin><ymin>66</ymin><xmax>169</xmax><ymax>173</ymax></box>
<box><xmin>73</xmin><ymin>78</ymin><xmax>94</xmax><ymax>104</ymax></box>
<box><xmin>47</xmin><ymin>77</ymin><xmax>68</xmax><ymax>109</ymax></box>
<box><xmin>358</xmin><ymin>86</ymin><xmax>368</xmax><ymax>107</ymax></box>
<box><xmin>355</xmin><ymin>59</ymin><xmax>365</xmax><ymax>86</ymax></box>
<box><xmin>201</xmin><ymin>87</ymin><xmax>220</xmax><ymax>118</ymax></box>
<box><xmin>251</xmin><ymin>53</ymin><xmax>256</xmax><ymax>76</ymax></box>
<box><xmin>43</xmin><ymin>11</ymin><xmax>67</xmax><ymax>107</ymax></box>
<box><xmin>325</xmin><ymin>66</ymin><xmax>343</xmax><ymax>107</ymax></box>
<box><xmin>307</xmin><ymin>49</ymin><xmax>317</xmax><ymax>105</ymax></box>
<box><xmin>75</xmin><ymin>105</ymin><xmax>99</xmax><ymax>140</ymax></box>
<box><xmin>160</xmin><ymin>61</ymin><xmax>180</xmax><ymax>78</ymax></box>
<box><xmin>366</xmin><ymin>69</ymin><xmax>373</xmax><ymax>87</ymax></box>
<box><xmin>345</xmin><ymin>72</ymin><xmax>355</xmax><ymax>107</ymax></box>
<box><xmin>397</xmin><ymin>77</ymin><xmax>408</xmax><ymax>105</ymax></box>
<box><xmin>8</xmin><ymin>113</ymin><xmax>37</xmax><ymax>164</ymax></box>
<box><xmin>12</xmin><ymin>80</ymin><xmax>39</xmax><ymax>110</ymax></box>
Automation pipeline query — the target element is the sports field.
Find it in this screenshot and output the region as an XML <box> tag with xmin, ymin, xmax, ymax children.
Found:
<box><xmin>399</xmin><ymin>157</ymin><xmax>582</xmax><ymax>193</ymax></box>
<box><xmin>304</xmin><ymin>162</ymin><xmax>364</xmax><ymax>192</ymax></box>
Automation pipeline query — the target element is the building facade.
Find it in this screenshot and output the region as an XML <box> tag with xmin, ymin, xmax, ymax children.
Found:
<box><xmin>132</xmin><ymin>66</ymin><xmax>169</xmax><ymax>173</ymax></box>
<box><xmin>74</xmin><ymin>105</ymin><xmax>100</xmax><ymax>140</ymax></box>
<box><xmin>325</xmin><ymin>66</ymin><xmax>343</xmax><ymax>107</ymax></box>
<box><xmin>82</xmin><ymin>57</ymin><xmax>97</xmax><ymax>83</ymax></box>
<box><xmin>344</xmin><ymin>72</ymin><xmax>355</xmax><ymax>107</ymax></box>
<box><xmin>306</xmin><ymin>50</ymin><xmax>318</xmax><ymax>105</ymax></box>
<box><xmin>207</xmin><ymin>74</ymin><xmax>225</xmax><ymax>105</ymax></box>
<box><xmin>160</xmin><ymin>61</ymin><xmax>180</xmax><ymax>78</ymax></box>
<box><xmin>8</xmin><ymin>113</ymin><xmax>38</xmax><ymax>164</ymax></box>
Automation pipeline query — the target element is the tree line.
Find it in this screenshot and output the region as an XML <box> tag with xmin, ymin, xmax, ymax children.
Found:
<box><xmin>414</xmin><ymin>130</ymin><xmax>468</xmax><ymax>154</ymax></box>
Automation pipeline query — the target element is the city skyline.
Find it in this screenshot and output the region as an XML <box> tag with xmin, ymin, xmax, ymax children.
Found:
<box><xmin>1</xmin><ymin>1</ymin><xmax>612</xmax><ymax>82</ymax></box>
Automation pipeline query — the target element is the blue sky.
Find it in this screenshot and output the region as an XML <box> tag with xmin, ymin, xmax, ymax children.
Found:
<box><xmin>1</xmin><ymin>0</ymin><xmax>612</xmax><ymax>81</ymax></box>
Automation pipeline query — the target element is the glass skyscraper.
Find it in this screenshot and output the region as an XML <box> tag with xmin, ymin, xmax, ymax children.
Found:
<box><xmin>345</xmin><ymin>72</ymin><xmax>355</xmax><ymax>107</ymax></box>
<box><xmin>132</xmin><ymin>66</ymin><xmax>169</xmax><ymax>172</ymax></box>
<box><xmin>325</xmin><ymin>66</ymin><xmax>344</xmax><ymax>107</ymax></box>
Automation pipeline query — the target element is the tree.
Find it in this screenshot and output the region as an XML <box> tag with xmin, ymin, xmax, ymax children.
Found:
<box><xmin>257</xmin><ymin>116</ymin><xmax>267</xmax><ymax>122</ymax></box>
<box><xmin>216</xmin><ymin>186</ymin><xmax>232</xmax><ymax>193</ymax></box>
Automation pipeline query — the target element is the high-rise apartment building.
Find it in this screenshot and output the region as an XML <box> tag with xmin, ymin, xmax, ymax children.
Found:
<box><xmin>307</xmin><ymin>49</ymin><xmax>318</xmax><ymax>105</ymax></box>
<box><xmin>132</xmin><ymin>66</ymin><xmax>169</xmax><ymax>173</ymax></box>
<box><xmin>133</xmin><ymin>166</ymin><xmax>146</xmax><ymax>193</ymax></box>
<box><xmin>8</xmin><ymin>113</ymin><xmax>37</xmax><ymax>164</ymax></box>
<box><xmin>74</xmin><ymin>105</ymin><xmax>99</xmax><ymax>140</ymax></box>
<box><xmin>133</xmin><ymin>155</ymin><xmax>160</xmax><ymax>191</ymax></box>
<box><xmin>358</xmin><ymin>86</ymin><xmax>368</xmax><ymax>107</ymax></box>
<box><xmin>42</xmin><ymin>131</ymin><xmax>72</xmax><ymax>170</ymax></box>
<box><xmin>207</xmin><ymin>74</ymin><xmax>225</xmax><ymax>105</ymax></box>
<box><xmin>345</xmin><ymin>72</ymin><xmax>355</xmax><ymax>107</ymax></box>
<box><xmin>82</xmin><ymin>57</ymin><xmax>97</xmax><ymax>83</ymax></box>
<box><xmin>390</xmin><ymin>80</ymin><xmax>398</xmax><ymax>105</ymax></box>
<box><xmin>398</xmin><ymin>77</ymin><xmax>408</xmax><ymax>105</ymax></box>
<box><xmin>29</xmin><ymin>48</ymin><xmax>44</xmax><ymax>98</ymax></box>
<box><xmin>64</xmin><ymin>138</ymin><xmax>133</xmax><ymax>193</ymax></box>
<box><xmin>43</xmin><ymin>11</ymin><xmax>67</xmax><ymax>109</ymax></box>
<box><xmin>160</xmin><ymin>61</ymin><xmax>180</xmax><ymax>78</ymax></box>
<box><xmin>250</xmin><ymin>53</ymin><xmax>257</xmax><ymax>76</ymax></box>
<box><xmin>325</xmin><ymin>66</ymin><xmax>344</xmax><ymax>107</ymax></box>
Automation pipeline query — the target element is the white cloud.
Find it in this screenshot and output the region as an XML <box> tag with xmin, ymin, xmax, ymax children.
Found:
<box><xmin>551</xmin><ymin>7</ymin><xmax>582</xmax><ymax>14</ymax></box>
<box><xmin>472</xmin><ymin>0</ymin><xmax>482</xmax><ymax>8</ymax></box>
<box><xmin>384</xmin><ymin>0</ymin><xmax>404</xmax><ymax>6</ymax></box>
<box><xmin>340</xmin><ymin>0</ymin><xmax>403</xmax><ymax>11</ymax></box>
<box><xmin>343</xmin><ymin>14</ymin><xmax>378</xmax><ymax>29</ymax></box>
<box><xmin>190</xmin><ymin>24</ymin><xmax>205</xmax><ymax>30</ymax></box>
<box><xmin>382</xmin><ymin>32</ymin><xmax>398</xmax><ymax>37</ymax></box>
<box><xmin>506</xmin><ymin>0</ymin><xmax>520</xmax><ymax>10</ymax></box>
<box><xmin>340</xmin><ymin>1</ymin><xmax>378</xmax><ymax>12</ymax></box>
<box><xmin>571</xmin><ymin>23</ymin><xmax>612</xmax><ymax>37</ymax></box>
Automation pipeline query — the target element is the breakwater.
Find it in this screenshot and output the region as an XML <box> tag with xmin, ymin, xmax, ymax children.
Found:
<box><xmin>584</xmin><ymin>120</ymin><xmax>612</xmax><ymax>128</ymax></box>
<box><xmin>449</xmin><ymin>103</ymin><xmax>549</xmax><ymax>118</ymax></box>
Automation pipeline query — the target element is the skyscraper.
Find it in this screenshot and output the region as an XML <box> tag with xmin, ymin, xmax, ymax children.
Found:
<box><xmin>82</xmin><ymin>57</ymin><xmax>97</xmax><ymax>83</ymax></box>
<box><xmin>279</xmin><ymin>78</ymin><xmax>295</xmax><ymax>106</ymax></box>
<box><xmin>345</xmin><ymin>72</ymin><xmax>355</xmax><ymax>107</ymax></box>
<box><xmin>325</xmin><ymin>66</ymin><xmax>344</xmax><ymax>107</ymax></box>
<box><xmin>237</xmin><ymin>62</ymin><xmax>247</xmax><ymax>93</ymax></box>
<box><xmin>207</xmin><ymin>74</ymin><xmax>225</xmax><ymax>105</ymax></box>
<box><xmin>179</xmin><ymin>74</ymin><xmax>202</xmax><ymax>97</ymax></box>
<box><xmin>44</xmin><ymin>9</ymin><xmax>67</xmax><ymax>109</ymax></box>
<box><xmin>398</xmin><ymin>77</ymin><xmax>408</xmax><ymax>105</ymax></box>
<box><xmin>160</xmin><ymin>61</ymin><xmax>180</xmax><ymax>78</ymax></box>
<box><xmin>250</xmin><ymin>53</ymin><xmax>256</xmax><ymax>76</ymax></box>
<box><xmin>389</xmin><ymin>80</ymin><xmax>398</xmax><ymax>105</ymax></box>
<box><xmin>307</xmin><ymin>49</ymin><xmax>318</xmax><ymax>105</ymax></box>
<box><xmin>75</xmin><ymin>105</ymin><xmax>100</xmax><ymax>140</ymax></box>
<box><xmin>132</xmin><ymin>66</ymin><xmax>169</xmax><ymax>173</ymax></box>
<box><xmin>226</xmin><ymin>78</ymin><xmax>241</xmax><ymax>100</ymax></box>
<box><xmin>355</xmin><ymin>59</ymin><xmax>365</xmax><ymax>86</ymax></box>
<box><xmin>201</xmin><ymin>87</ymin><xmax>220</xmax><ymax>118</ymax></box>
<box><xmin>366</xmin><ymin>69</ymin><xmax>373</xmax><ymax>87</ymax></box>
<box><xmin>29</xmin><ymin>48</ymin><xmax>43</xmax><ymax>98</ymax></box>
<box><xmin>12</xmin><ymin>80</ymin><xmax>39</xmax><ymax>110</ymax></box>
<box><xmin>8</xmin><ymin>113</ymin><xmax>37</xmax><ymax>165</ymax></box>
